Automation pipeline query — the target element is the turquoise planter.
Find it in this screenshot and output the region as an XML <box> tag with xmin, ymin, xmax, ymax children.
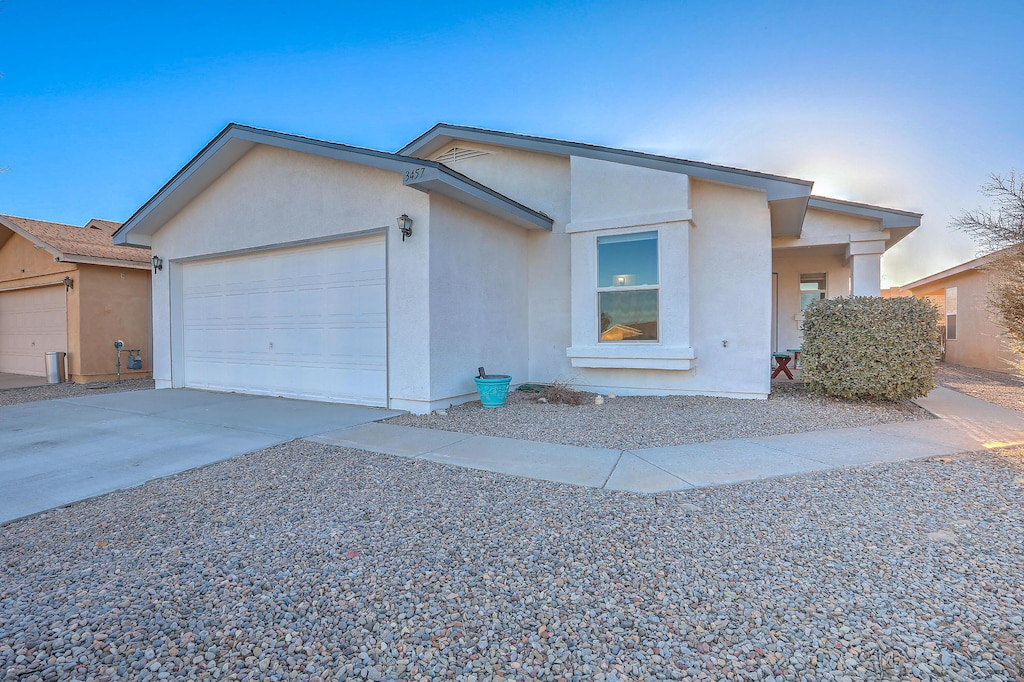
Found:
<box><xmin>474</xmin><ymin>375</ymin><xmax>512</xmax><ymax>408</ymax></box>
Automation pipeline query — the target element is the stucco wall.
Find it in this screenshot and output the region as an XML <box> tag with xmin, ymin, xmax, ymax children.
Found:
<box><xmin>423</xmin><ymin>144</ymin><xmax>777</xmax><ymax>398</ymax></box>
<box><xmin>431</xmin><ymin>143</ymin><xmax>575</xmax><ymax>383</ymax></box>
<box><xmin>0</xmin><ymin>234</ymin><xmax>75</xmax><ymax>288</ymax></box>
<box><xmin>684</xmin><ymin>180</ymin><xmax>773</xmax><ymax>396</ymax></box>
<box><xmin>772</xmin><ymin>248</ymin><xmax>851</xmax><ymax>353</ymax></box>
<box><xmin>935</xmin><ymin>269</ymin><xmax>1020</xmax><ymax>372</ymax></box>
<box><xmin>426</xmin><ymin>194</ymin><xmax>529</xmax><ymax>406</ymax></box>
<box><xmin>0</xmin><ymin>234</ymin><xmax>151</xmax><ymax>382</ymax></box>
<box><xmin>73</xmin><ymin>265</ymin><xmax>152</xmax><ymax>382</ymax></box>
<box><xmin>800</xmin><ymin>207</ymin><xmax>879</xmax><ymax>241</ymax></box>
<box><xmin>150</xmin><ymin>143</ymin><xmax>432</xmax><ymax>404</ymax></box>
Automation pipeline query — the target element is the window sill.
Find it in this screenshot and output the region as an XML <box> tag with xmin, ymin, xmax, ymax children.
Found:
<box><xmin>566</xmin><ymin>345</ymin><xmax>696</xmax><ymax>370</ymax></box>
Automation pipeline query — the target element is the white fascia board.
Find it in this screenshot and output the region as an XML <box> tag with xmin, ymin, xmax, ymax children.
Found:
<box><xmin>806</xmin><ymin>197</ymin><xmax>922</xmax><ymax>251</ymax></box>
<box><xmin>402</xmin><ymin>166</ymin><xmax>553</xmax><ymax>230</ymax></box>
<box><xmin>115</xmin><ymin>123</ymin><xmax>552</xmax><ymax>245</ymax></box>
<box><xmin>807</xmin><ymin>196</ymin><xmax>922</xmax><ymax>230</ymax></box>
<box><xmin>401</xmin><ymin>124</ymin><xmax>812</xmax><ymax>197</ymax></box>
<box><xmin>400</xmin><ymin>124</ymin><xmax>813</xmax><ymax>236</ymax></box>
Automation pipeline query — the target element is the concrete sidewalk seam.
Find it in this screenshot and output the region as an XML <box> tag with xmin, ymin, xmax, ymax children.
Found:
<box><xmin>600</xmin><ymin>451</ymin><xmax>625</xmax><ymax>489</ymax></box>
<box><xmin>412</xmin><ymin>432</ymin><xmax>478</xmax><ymax>459</ymax></box>
<box><xmin>623</xmin><ymin>450</ymin><xmax>696</xmax><ymax>488</ymax></box>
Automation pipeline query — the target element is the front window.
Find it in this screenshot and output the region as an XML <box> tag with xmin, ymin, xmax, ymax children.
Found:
<box><xmin>597</xmin><ymin>231</ymin><xmax>658</xmax><ymax>342</ymax></box>
<box><xmin>800</xmin><ymin>273</ymin><xmax>827</xmax><ymax>310</ymax></box>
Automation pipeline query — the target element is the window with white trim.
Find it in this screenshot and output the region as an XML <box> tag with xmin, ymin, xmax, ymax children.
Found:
<box><xmin>597</xmin><ymin>231</ymin><xmax>658</xmax><ymax>342</ymax></box>
<box><xmin>800</xmin><ymin>273</ymin><xmax>827</xmax><ymax>310</ymax></box>
<box><xmin>946</xmin><ymin>286</ymin><xmax>957</xmax><ymax>340</ymax></box>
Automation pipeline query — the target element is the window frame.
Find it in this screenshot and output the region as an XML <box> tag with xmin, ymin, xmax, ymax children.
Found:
<box><xmin>946</xmin><ymin>286</ymin><xmax>958</xmax><ymax>341</ymax></box>
<box><xmin>595</xmin><ymin>229</ymin><xmax>661</xmax><ymax>344</ymax></box>
<box><xmin>799</xmin><ymin>272</ymin><xmax>827</xmax><ymax>311</ymax></box>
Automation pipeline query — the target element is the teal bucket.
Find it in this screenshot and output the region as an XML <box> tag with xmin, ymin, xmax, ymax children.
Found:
<box><xmin>474</xmin><ymin>375</ymin><xmax>512</xmax><ymax>408</ymax></box>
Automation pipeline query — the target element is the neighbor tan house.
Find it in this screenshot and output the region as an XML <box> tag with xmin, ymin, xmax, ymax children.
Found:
<box><xmin>899</xmin><ymin>248</ymin><xmax>1021</xmax><ymax>373</ymax></box>
<box><xmin>0</xmin><ymin>214</ymin><xmax>152</xmax><ymax>382</ymax></box>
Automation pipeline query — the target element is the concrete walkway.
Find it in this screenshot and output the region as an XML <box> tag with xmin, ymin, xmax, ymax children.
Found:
<box><xmin>4</xmin><ymin>385</ymin><xmax>1022</xmax><ymax>524</ymax></box>
<box><xmin>310</xmin><ymin>386</ymin><xmax>1024</xmax><ymax>493</ymax></box>
<box><xmin>0</xmin><ymin>389</ymin><xmax>402</xmax><ymax>524</ymax></box>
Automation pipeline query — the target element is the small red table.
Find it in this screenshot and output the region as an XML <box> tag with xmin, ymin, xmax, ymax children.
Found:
<box><xmin>771</xmin><ymin>353</ymin><xmax>794</xmax><ymax>380</ymax></box>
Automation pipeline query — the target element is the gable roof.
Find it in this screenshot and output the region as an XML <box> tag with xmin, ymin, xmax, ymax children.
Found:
<box><xmin>400</xmin><ymin>123</ymin><xmax>926</xmax><ymax>243</ymax></box>
<box><xmin>806</xmin><ymin>196</ymin><xmax>922</xmax><ymax>250</ymax></box>
<box><xmin>901</xmin><ymin>245</ymin><xmax>1015</xmax><ymax>291</ymax></box>
<box><xmin>399</xmin><ymin>122</ymin><xmax>815</xmax><ymax>237</ymax></box>
<box><xmin>113</xmin><ymin>123</ymin><xmax>553</xmax><ymax>246</ymax></box>
<box><xmin>0</xmin><ymin>214</ymin><xmax>151</xmax><ymax>268</ymax></box>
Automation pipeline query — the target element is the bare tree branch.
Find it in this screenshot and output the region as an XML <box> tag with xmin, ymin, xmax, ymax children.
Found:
<box><xmin>953</xmin><ymin>172</ymin><xmax>1024</xmax><ymax>372</ymax></box>
<box><xmin>951</xmin><ymin>171</ymin><xmax>1024</xmax><ymax>254</ymax></box>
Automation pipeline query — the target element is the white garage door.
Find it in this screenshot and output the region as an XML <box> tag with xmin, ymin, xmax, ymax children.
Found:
<box><xmin>181</xmin><ymin>235</ymin><xmax>387</xmax><ymax>406</ymax></box>
<box><xmin>0</xmin><ymin>285</ymin><xmax>68</xmax><ymax>376</ymax></box>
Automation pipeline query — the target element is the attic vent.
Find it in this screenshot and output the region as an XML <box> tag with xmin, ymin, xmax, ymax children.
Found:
<box><xmin>431</xmin><ymin>146</ymin><xmax>491</xmax><ymax>165</ymax></box>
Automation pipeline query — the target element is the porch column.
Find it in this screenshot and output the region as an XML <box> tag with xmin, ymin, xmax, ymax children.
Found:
<box><xmin>847</xmin><ymin>235</ymin><xmax>886</xmax><ymax>296</ymax></box>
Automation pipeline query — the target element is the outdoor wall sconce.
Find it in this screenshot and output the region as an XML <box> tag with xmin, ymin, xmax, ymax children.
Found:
<box><xmin>62</xmin><ymin>276</ymin><xmax>73</xmax><ymax>291</ymax></box>
<box><xmin>397</xmin><ymin>214</ymin><xmax>413</xmax><ymax>242</ymax></box>
<box><xmin>152</xmin><ymin>255</ymin><xmax>163</xmax><ymax>272</ymax></box>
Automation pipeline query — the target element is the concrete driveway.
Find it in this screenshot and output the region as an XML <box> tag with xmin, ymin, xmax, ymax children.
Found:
<box><xmin>0</xmin><ymin>389</ymin><xmax>402</xmax><ymax>523</ymax></box>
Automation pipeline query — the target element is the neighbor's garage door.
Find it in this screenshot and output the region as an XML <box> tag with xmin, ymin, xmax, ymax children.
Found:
<box><xmin>0</xmin><ymin>285</ymin><xmax>67</xmax><ymax>376</ymax></box>
<box><xmin>181</xmin><ymin>235</ymin><xmax>387</xmax><ymax>406</ymax></box>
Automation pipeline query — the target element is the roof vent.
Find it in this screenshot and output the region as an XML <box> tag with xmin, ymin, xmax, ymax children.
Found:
<box><xmin>431</xmin><ymin>146</ymin><xmax>491</xmax><ymax>165</ymax></box>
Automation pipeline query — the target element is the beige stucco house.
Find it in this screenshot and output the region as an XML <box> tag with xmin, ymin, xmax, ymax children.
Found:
<box><xmin>113</xmin><ymin>123</ymin><xmax>921</xmax><ymax>412</ymax></box>
<box><xmin>0</xmin><ymin>215</ymin><xmax>152</xmax><ymax>382</ymax></box>
<box><xmin>901</xmin><ymin>249</ymin><xmax>1021</xmax><ymax>372</ymax></box>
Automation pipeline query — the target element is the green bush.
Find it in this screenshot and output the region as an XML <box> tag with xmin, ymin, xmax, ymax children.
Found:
<box><xmin>800</xmin><ymin>296</ymin><xmax>940</xmax><ymax>401</ymax></box>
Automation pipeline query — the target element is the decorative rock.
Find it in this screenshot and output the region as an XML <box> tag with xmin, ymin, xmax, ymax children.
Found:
<box><xmin>387</xmin><ymin>382</ymin><xmax>928</xmax><ymax>450</ymax></box>
<box><xmin>925</xmin><ymin>530</ymin><xmax>958</xmax><ymax>544</ymax></box>
<box><xmin>0</xmin><ymin>436</ymin><xmax>1020</xmax><ymax>682</ymax></box>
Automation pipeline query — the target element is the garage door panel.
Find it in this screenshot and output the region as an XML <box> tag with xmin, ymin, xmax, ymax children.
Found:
<box><xmin>181</xmin><ymin>236</ymin><xmax>387</xmax><ymax>405</ymax></box>
<box><xmin>0</xmin><ymin>285</ymin><xmax>67</xmax><ymax>376</ymax></box>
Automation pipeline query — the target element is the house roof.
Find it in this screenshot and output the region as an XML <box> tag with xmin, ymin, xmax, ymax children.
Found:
<box><xmin>399</xmin><ymin>122</ymin><xmax>815</xmax><ymax>237</ymax></box>
<box><xmin>901</xmin><ymin>246</ymin><xmax>1014</xmax><ymax>291</ymax></box>
<box><xmin>807</xmin><ymin>196</ymin><xmax>922</xmax><ymax>250</ymax></box>
<box><xmin>0</xmin><ymin>214</ymin><xmax>151</xmax><ymax>268</ymax></box>
<box><xmin>113</xmin><ymin>123</ymin><xmax>554</xmax><ymax>246</ymax></box>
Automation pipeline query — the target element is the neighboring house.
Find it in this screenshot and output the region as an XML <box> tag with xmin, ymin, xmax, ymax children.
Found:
<box><xmin>900</xmin><ymin>249</ymin><xmax>1021</xmax><ymax>372</ymax></box>
<box><xmin>0</xmin><ymin>215</ymin><xmax>152</xmax><ymax>382</ymax></box>
<box><xmin>113</xmin><ymin>123</ymin><xmax>920</xmax><ymax>412</ymax></box>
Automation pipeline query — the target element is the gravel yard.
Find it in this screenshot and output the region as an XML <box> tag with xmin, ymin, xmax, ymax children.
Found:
<box><xmin>2</xmin><ymin>442</ymin><xmax>1021</xmax><ymax>681</ymax></box>
<box><xmin>935</xmin><ymin>362</ymin><xmax>1024</xmax><ymax>413</ymax></box>
<box><xmin>0</xmin><ymin>378</ymin><xmax>154</xmax><ymax>408</ymax></box>
<box><xmin>386</xmin><ymin>383</ymin><xmax>930</xmax><ymax>449</ymax></box>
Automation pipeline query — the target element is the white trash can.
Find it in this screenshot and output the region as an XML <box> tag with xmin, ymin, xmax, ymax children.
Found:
<box><xmin>45</xmin><ymin>351</ymin><xmax>66</xmax><ymax>384</ymax></box>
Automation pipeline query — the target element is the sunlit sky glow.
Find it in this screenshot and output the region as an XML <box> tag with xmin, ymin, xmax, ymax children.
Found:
<box><xmin>2</xmin><ymin>1</ymin><xmax>1022</xmax><ymax>286</ymax></box>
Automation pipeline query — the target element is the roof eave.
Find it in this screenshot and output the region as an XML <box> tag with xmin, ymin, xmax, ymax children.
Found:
<box><xmin>901</xmin><ymin>252</ymin><xmax>998</xmax><ymax>290</ymax></box>
<box><xmin>807</xmin><ymin>196</ymin><xmax>922</xmax><ymax>251</ymax></box>
<box><xmin>57</xmin><ymin>254</ymin><xmax>152</xmax><ymax>270</ymax></box>
<box><xmin>0</xmin><ymin>215</ymin><xmax>64</xmax><ymax>260</ymax></box>
<box><xmin>400</xmin><ymin>123</ymin><xmax>812</xmax><ymax>236</ymax></box>
<box><xmin>115</xmin><ymin>123</ymin><xmax>552</xmax><ymax>244</ymax></box>
<box><xmin>404</xmin><ymin>166</ymin><xmax>552</xmax><ymax>230</ymax></box>
<box><xmin>399</xmin><ymin>123</ymin><xmax>814</xmax><ymax>192</ymax></box>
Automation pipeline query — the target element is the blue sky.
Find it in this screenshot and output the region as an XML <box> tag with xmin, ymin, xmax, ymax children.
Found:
<box><xmin>2</xmin><ymin>1</ymin><xmax>1022</xmax><ymax>285</ymax></box>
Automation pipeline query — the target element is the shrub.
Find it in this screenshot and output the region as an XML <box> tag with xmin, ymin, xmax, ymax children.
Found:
<box><xmin>800</xmin><ymin>296</ymin><xmax>940</xmax><ymax>401</ymax></box>
<box><xmin>540</xmin><ymin>378</ymin><xmax>586</xmax><ymax>405</ymax></box>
